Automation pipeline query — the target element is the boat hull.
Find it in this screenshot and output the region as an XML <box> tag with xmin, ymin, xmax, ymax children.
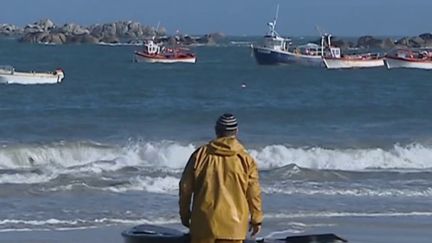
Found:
<box><xmin>134</xmin><ymin>52</ymin><xmax>196</xmax><ymax>64</ymax></box>
<box><xmin>323</xmin><ymin>58</ymin><xmax>384</xmax><ymax>69</ymax></box>
<box><xmin>253</xmin><ymin>46</ymin><xmax>324</xmax><ymax>67</ymax></box>
<box><xmin>384</xmin><ymin>57</ymin><xmax>432</xmax><ymax>70</ymax></box>
<box><xmin>0</xmin><ymin>71</ymin><xmax>64</xmax><ymax>85</ymax></box>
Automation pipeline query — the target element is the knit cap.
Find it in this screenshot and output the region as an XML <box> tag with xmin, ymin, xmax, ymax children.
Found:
<box><xmin>216</xmin><ymin>113</ymin><xmax>238</xmax><ymax>131</ymax></box>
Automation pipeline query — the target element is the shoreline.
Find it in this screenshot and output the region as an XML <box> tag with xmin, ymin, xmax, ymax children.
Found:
<box><xmin>1</xmin><ymin>215</ymin><xmax>432</xmax><ymax>243</ymax></box>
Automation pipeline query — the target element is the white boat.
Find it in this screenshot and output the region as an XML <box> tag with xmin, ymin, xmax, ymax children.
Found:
<box><xmin>252</xmin><ymin>5</ymin><xmax>329</xmax><ymax>67</ymax></box>
<box><xmin>0</xmin><ymin>66</ymin><xmax>65</xmax><ymax>84</ymax></box>
<box><xmin>134</xmin><ymin>40</ymin><xmax>196</xmax><ymax>64</ymax></box>
<box><xmin>323</xmin><ymin>48</ymin><xmax>384</xmax><ymax>69</ymax></box>
<box><xmin>385</xmin><ymin>49</ymin><xmax>432</xmax><ymax>70</ymax></box>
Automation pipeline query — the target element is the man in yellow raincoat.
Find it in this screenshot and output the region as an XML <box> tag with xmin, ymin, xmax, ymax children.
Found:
<box><xmin>179</xmin><ymin>113</ymin><xmax>263</xmax><ymax>243</ymax></box>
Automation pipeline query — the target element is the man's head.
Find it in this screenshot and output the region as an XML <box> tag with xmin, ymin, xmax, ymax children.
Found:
<box><xmin>215</xmin><ymin>113</ymin><xmax>238</xmax><ymax>138</ymax></box>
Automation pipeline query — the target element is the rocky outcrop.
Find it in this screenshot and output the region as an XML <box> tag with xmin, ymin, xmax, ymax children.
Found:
<box><xmin>357</xmin><ymin>36</ymin><xmax>383</xmax><ymax>49</ymax></box>
<box><xmin>393</xmin><ymin>34</ymin><xmax>432</xmax><ymax>48</ymax></box>
<box><xmin>4</xmin><ymin>19</ymin><xmax>220</xmax><ymax>45</ymax></box>
<box><xmin>381</xmin><ymin>38</ymin><xmax>396</xmax><ymax>49</ymax></box>
<box><xmin>0</xmin><ymin>24</ymin><xmax>22</xmax><ymax>36</ymax></box>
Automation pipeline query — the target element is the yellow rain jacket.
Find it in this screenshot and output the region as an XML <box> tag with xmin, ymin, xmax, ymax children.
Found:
<box><xmin>179</xmin><ymin>136</ymin><xmax>263</xmax><ymax>240</ymax></box>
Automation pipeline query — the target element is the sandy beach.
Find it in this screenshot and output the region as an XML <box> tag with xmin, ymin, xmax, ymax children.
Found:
<box><xmin>1</xmin><ymin>215</ymin><xmax>432</xmax><ymax>243</ymax></box>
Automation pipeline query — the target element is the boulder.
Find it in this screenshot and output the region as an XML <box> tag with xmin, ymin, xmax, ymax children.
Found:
<box><xmin>40</xmin><ymin>33</ymin><xmax>66</xmax><ymax>44</ymax></box>
<box><xmin>410</xmin><ymin>36</ymin><xmax>425</xmax><ymax>47</ymax></box>
<box><xmin>166</xmin><ymin>36</ymin><xmax>177</xmax><ymax>46</ymax></box>
<box><xmin>395</xmin><ymin>37</ymin><xmax>410</xmax><ymax>47</ymax></box>
<box><xmin>208</xmin><ymin>32</ymin><xmax>225</xmax><ymax>41</ymax></box>
<box><xmin>0</xmin><ymin>24</ymin><xmax>19</xmax><ymax>36</ymax></box>
<box><xmin>180</xmin><ymin>35</ymin><xmax>195</xmax><ymax>45</ymax></box>
<box><xmin>419</xmin><ymin>33</ymin><xmax>432</xmax><ymax>41</ymax></box>
<box><xmin>196</xmin><ymin>34</ymin><xmax>216</xmax><ymax>45</ymax></box>
<box><xmin>141</xmin><ymin>26</ymin><xmax>156</xmax><ymax>37</ymax></box>
<box><xmin>89</xmin><ymin>24</ymin><xmax>104</xmax><ymax>38</ymax></box>
<box><xmin>35</xmin><ymin>19</ymin><xmax>55</xmax><ymax>31</ymax></box>
<box><xmin>102</xmin><ymin>23</ymin><xmax>117</xmax><ymax>37</ymax></box>
<box><xmin>128</xmin><ymin>22</ymin><xmax>141</xmax><ymax>33</ymax></box>
<box><xmin>381</xmin><ymin>38</ymin><xmax>396</xmax><ymax>49</ymax></box>
<box><xmin>155</xmin><ymin>27</ymin><xmax>167</xmax><ymax>37</ymax></box>
<box><xmin>357</xmin><ymin>35</ymin><xmax>383</xmax><ymax>49</ymax></box>
<box><xmin>19</xmin><ymin>32</ymin><xmax>49</xmax><ymax>43</ymax></box>
<box><xmin>61</xmin><ymin>23</ymin><xmax>89</xmax><ymax>35</ymax></box>
<box><xmin>330</xmin><ymin>38</ymin><xmax>352</xmax><ymax>49</ymax></box>
<box><xmin>100</xmin><ymin>35</ymin><xmax>119</xmax><ymax>43</ymax></box>
<box><xmin>82</xmin><ymin>34</ymin><xmax>99</xmax><ymax>43</ymax></box>
<box><xmin>69</xmin><ymin>33</ymin><xmax>97</xmax><ymax>44</ymax></box>
<box><xmin>24</xmin><ymin>24</ymin><xmax>44</xmax><ymax>34</ymax></box>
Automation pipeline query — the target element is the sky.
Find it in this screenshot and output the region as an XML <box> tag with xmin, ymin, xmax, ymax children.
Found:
<box><xmin>1</xmin><ymin>0</ymin><xmax>431</xmax><ymax>37</ymax></box>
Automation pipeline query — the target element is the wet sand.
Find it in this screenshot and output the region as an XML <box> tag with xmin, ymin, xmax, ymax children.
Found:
<box><xmin>1</xmin><ymin>216</ymin><xmax>431</xmax><ymax>243</ymax></box>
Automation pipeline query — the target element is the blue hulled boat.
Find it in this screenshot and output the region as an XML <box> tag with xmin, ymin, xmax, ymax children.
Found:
<box><xmin>252</xmin><ymin>6</ymin><xmax>327</xmax><ymax>67</ymax></box>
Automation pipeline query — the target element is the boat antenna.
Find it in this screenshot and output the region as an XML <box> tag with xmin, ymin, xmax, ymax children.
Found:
<box><xmin>274</xmin><ymin>4</ymin><xmax>279</xmax><ymax>29</ymax></box>
<box><xmin>267</xmin><ymin>4</ymin><xmax>280</xmax><ymax>37</ymax></box>
<box><xmin>152</xmin><ymin>21</ymin><xmax>161</xmax><ymax>41</ymax></box>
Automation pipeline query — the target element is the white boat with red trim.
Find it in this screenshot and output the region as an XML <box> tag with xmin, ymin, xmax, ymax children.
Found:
<box><xmin>0</xmin><ymin>65</ymin><xmax>65</xmax><ymax>84</ymax></box>
<box><xmin>134</xmin><ymin>40</ymin><xmax>196</xmax><ymax>64</ymax></box>
<box><xmin>323</xmin><ymin>48</ymin><xmax>384</xmax><ymax>69</ymax></box>
<box><xmin>384</xmin><ymin>49</ymin><xmax>432</xmax><ymax>70</ymax></box>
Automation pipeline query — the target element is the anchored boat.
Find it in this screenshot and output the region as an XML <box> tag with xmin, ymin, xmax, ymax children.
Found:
<box><xmin>323</xmin><ymin>48</ymin><xmax>384</xmax><ymax>69</ymax></box>
<box><xmin>0</xmin><ymin>65</ymin><xmax>65</xmax><ymax>84</ymax></box>
<box><xmin>251</xmin><ymin>6</ymin><xmax>329</xmax><ymax>67</ymax></box>
<box><xmin>134</xmin><ymin>40</ymin><xmax>197</xmax><ymax>64</ymax></box>
<box><xmin>122</xmin><ymin>224</ymin><xmax>348</xmax><ymax>243</ymax></box>
<box><xmin>384</xmin><ymin>49</ymin><xmax>432</xmax><ymax>70</ymax></box>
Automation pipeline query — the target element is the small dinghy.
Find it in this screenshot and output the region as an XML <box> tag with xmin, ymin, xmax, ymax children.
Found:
<box><xmin>0</xmin><ymin>65</ymin><xmax>65</xmax><ymax>84</ymax></box>
<box><xmin>121</xmin><ymin>224</ymin><xmax>348</xmax><ymax>243</ymax></box>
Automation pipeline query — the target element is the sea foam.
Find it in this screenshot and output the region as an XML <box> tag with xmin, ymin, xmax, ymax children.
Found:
<box><xmin>0</xmin><ymin>140</ymin><xmax>432</xmax><ymax>186</ymax></box>
<box><xmin>1</xmin><ymin>141</ymin><xmax>431</xmax><ymax>171</ymax></box>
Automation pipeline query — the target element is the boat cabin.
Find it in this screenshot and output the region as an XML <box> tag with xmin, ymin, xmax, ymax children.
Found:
<box><xmin>143</xmin><ymin>40</ymin><xmax>161</xmax><ymax>55</ymax></box>
<box><xmin>0</xmin><ymin>65</ymin><xmax>14</xmax><ymax>75</ymax></box>
<box><xmin>262</xmin><ymin>35</ymin><xmax>291</xmax><ymax>51</ymax></box>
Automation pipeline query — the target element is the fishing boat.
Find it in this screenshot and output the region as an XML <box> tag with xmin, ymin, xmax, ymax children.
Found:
<box><xmin>251</xmin><ymin>6</ymin><xmax>328</xmax><ymax>67</ymax></box>
<box><xmin>0</xmin><ymin>65</ymin><xmax>65</xmax><ymax>84</ymax></box>
<box><xmin>384</xmin><ymin>49</ymin><xmax>432</xmax><ymax>70</ymax></box>
<box><xmin>122</xmin><ymin>224</ymin><xmax>348</xmax><ymax>243</ymax></box>
<box><xmin>323</xmin><ymin>48</ymin><xmax>384</xmax><ymax>69</ymax></box>
<box><xmin>134</xmin><ymin>40</ymin><xmax>197</xmax><ymax>64</ymax></box>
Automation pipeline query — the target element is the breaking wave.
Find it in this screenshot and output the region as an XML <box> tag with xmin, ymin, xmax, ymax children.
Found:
<box><xmin>0</xmin><ymin>217</ymin><xmax>179</xmax><ymax>232</ymax></box>
<box><xmin>0</xmin><ymin>140</ymin><xmax>432</xmax><ymax>186</ymax></box>
<box><xmin>1</xmin><ymin>140</ymin><xmax>431</xmax><ymax>170</ymax></box>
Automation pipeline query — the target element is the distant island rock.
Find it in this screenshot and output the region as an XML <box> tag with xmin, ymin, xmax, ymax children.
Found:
<box><xmin>1</xmin><ymin>19</ymin><xmax>432</xmax><ymax>49</ymax></box>
<box><xmin>0</xmin><ymin>19</ymin><xmax>225</xmax><ymax>46</ymax></box>
<box><xmin>313</xmin><ymin>34</ymin><xmax>432</xmax><ymax>50</ymax></box>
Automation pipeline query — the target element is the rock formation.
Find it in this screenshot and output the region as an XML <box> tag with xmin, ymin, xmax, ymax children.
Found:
<box><xmin>0</xmin><ymin>19</ymin><xmax>221</xmax><ymax>45</ymax></box>
<box><xmin>1</xmin><ymin>19</ymin><xmax>431</xmax><ymax>49</ymax></box>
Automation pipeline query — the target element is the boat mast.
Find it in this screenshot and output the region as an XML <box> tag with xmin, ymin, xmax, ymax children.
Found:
<box><xmin>316</xmin><ymin>25</ymin><xmax>331</xmax><ymax>57</ymax></box>
<box><xmin>274</xmin><ymin>4</ymin><xmax>279</xmax><ymax>31</ymax></box>
<box><xmin>268</xmin><ymin>4</ymin><xmax>280</xmax><ymax>37</ymax></box>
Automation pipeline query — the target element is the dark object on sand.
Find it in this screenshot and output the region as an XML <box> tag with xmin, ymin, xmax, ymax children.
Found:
<box><xmin>121</xmin><ymin>224</ymin><xmax>347</xmax><ymax>243</ymax></box>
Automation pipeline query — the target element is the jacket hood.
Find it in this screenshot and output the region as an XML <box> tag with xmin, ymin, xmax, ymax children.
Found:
<box><xmin>207</xmin><ymin>137</ymin><xmax>245</xmax><ymax>156</ymax></box>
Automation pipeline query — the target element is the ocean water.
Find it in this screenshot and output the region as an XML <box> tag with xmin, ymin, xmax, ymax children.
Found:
<box><xmin>0</xmin><ymin>38</ymin><xmax>431</xmax><ymax>242</ymax></box>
